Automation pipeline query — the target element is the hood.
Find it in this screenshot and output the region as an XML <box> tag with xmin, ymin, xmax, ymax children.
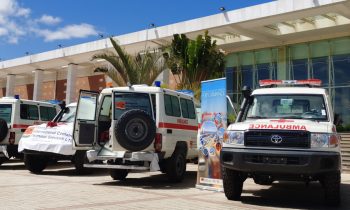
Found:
<box><xmin>227</xmin><ymin>119</ymin><xmax>331</xmax><ymax>133</ymax></box>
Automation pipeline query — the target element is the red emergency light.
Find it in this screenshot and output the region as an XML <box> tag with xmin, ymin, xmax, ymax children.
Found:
<box><xmin>259</xmin><ymin>79</ymin><xmax>322</xmax><ymax>87</ymax></box>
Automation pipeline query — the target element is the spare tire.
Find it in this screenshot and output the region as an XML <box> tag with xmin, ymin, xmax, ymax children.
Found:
<box><xmin>115</xmin><ymin>109</ymin><xmax>156</xmax><ymax>151</ymax></box>
<box><xmin>0</xmin><ymin>118</ymin><xmax>8</xmax><ymax>142</ymax></box>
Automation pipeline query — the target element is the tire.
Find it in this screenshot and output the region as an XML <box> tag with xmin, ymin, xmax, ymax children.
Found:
<box><xmin>159</xmin><ymin>160</ymin><xmax>167</xmax><ymax>173</ymax></box>
<box><xmin>115</xmin><ymin>109</ymin><xmax>156</xmax><ymax>151</ymax></box>
<box><xmin>24</xmin><ymin>154</ymin><xmax>48</xmax><ymax>174</ymax></box>
<box><xmin>0</xmin><ymin>157</ymin><xmax>8</xmax><ymax>165</ymax></box>
<box><xmin>222</xmin><ymin>167</ymin><xmax>244</xmax><ymax>201</ymax></box>
<box><xmin>0</xmin><ymin>118</ymin><xmax>8</xmax><ymax>141</ymax></box>
<box><xmin>74</xmin><ymin>150</ymin><xmax>93</xmax><ymax>175</ymax></box>
<box><xmin>166</xmin><ymin>149</ymin><xmax>187</xmax><ymax>182</ymax></box>
<box><xmin>323</xmin><ymin>172</ymin><xmax>341</xmax><ymax>206</ymax></box>
<box><xmin>109</xmin><ymin>169</ymin><xmax>128</xmax><ymax>181</ymax></box>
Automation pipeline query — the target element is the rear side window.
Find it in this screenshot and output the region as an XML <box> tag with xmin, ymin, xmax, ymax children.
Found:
<box><xmin>40</xmin><ymin>106</ymin><xmax>57</xmax><ymax>121</ymax></box>
<box><xmin>0</xmin><ymin>104</ymin><xmax>12</xmax><ymax>123</ymax></box>
<box><xmin>180</xmin><ymin>98</ymin><xmax>196</xmax><ymax>119</ymax></box>
<box><xmin>164</xmin><ymin>94</ymin><xmax>181</xmax><ymax>117</ymax></box>
<box><xmin>20</xmin><ymin>104</ymin><xmax>39</xmax><ymax>120</ymax></box>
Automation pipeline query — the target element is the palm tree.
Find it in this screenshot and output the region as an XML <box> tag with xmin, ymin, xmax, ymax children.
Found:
<box><xmin>163</xmin><ymin>31</ymin><xmax>225</xmax><ymax>99</ymax></box>
<box><xmin>92</xmin><ymin>38</ymin><xmax>166</xmax><ymax>86</ymax></box>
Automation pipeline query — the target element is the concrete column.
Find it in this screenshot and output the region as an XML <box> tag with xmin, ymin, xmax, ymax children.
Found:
<box><xmin>6</xmin><ymin>74</ymin><xmax>15</xmax><ymax>97</ymax></box>
<box><xmin>277</xmin><ymin>47</ymin><xmax>288</xmax><ymax>80</ymax></box>
<box><xmin>66</xmin><ymin>63</ymin><xmax>77</xmax><ymax>104</ymax></box>
<box><xmin>33</xmin><ymin>69</ymin><xmax>43</xmax><ymax>101</ymax></box>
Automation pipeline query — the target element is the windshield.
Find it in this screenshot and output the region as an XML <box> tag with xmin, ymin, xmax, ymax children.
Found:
<box><xmin>114</xmin><ymin>92</ymin><xmax>152</xmax><ymax>120</ymax></box>
<box><xmin>60</xmin><ymin>106</ymin><xmax>77</xmax><ymax>122</ymax></box>
<box><xmin>245</xmin><ymin>94</ymin><xmax>328</xmax><ymax>121</ymax></box>
<box><xmin>0</xmin><ymin>104</ymin><xmax>12</xmax><ymax>123</ymax></box>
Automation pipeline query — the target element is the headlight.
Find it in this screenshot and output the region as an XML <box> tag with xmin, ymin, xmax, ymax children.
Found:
<box><xmin>311</xmin><ymin>133</ymin><xmax>339</xmax><ymax>148</ymax></box>
<box><xmin>223</xmin><ymin>131</ymin><xmax>244</xmax><ymax>145</ymax></box>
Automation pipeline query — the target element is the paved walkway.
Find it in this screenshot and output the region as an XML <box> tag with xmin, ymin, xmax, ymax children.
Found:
<box><xmin>0</xmin><ymin>161</ymin><xmax>349</xmax><ymax>209</ymax></box>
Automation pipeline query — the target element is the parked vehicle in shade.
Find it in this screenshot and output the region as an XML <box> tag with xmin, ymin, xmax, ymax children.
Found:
<box><xmin>220</xmin><ymin>79</ymin><xmax>341</xmax><ymax>206</ymax></box>
<box><xmin>0</xmin><ymin>97</ymin><xmax>59</xmax><ymax>165</ymax></box>
<box><xmin>73</xmin><ymin>85</ymin><xmax>198</xmax><ymax>182</ymax></box>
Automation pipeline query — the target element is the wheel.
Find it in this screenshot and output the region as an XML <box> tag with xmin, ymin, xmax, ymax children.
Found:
<box><xmin>323</xmin><ymin>172</ymin><xmax>341</xmax><ymax>206</ymax></box>
<box><xmin>24</xmin><ymin>154</ymin><xmax>48</xmax><ymax>174</ymax></box>
<box><xmin>115</xmin><ymin>109</ymin><xmax>156</xmax><ymax>151</ymax></box>
<box><xmin>74</xmin><ymin>150</ymin><xmax>93</xmax><ymax>175</ymax></box>
<box><xmin>0</xmin><ymin>118</ymin><xmax>8</xmax><ymax>141</ymax></box>
<box><xmin>166</xmin><ymin>149</ymin><xmax>187</xmax><ymax>182</ymax></box>
<box><xmin>109</xmin><ymin>169</ymin><xmax>129</xmax><ymax>180</ymax></box>
<box><xmin>222</xmin><ymin>167</ymin><xmax>244</xmax><ymax>200</ymax></box>
<box><xmin>0</xmin><ymin>157</ymin><xmax>8</xmax><ymax>165</ymax></box>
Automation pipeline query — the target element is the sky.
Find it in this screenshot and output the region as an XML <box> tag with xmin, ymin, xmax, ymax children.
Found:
<box><xmin>0</xmin><ymin>0</ymin><xmax>273</xmax><ymax>61</ymax></box>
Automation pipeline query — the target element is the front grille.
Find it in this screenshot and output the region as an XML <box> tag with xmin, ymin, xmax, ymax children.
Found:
<box><xmin>245</xmin><ymin>129</ymin><xmax>310</xmax><ymax>148</ymax></box>
<box><xmin>244</xmin><ymin>154</ymin><xmax>308</xmax><ymax>165</ymax></box>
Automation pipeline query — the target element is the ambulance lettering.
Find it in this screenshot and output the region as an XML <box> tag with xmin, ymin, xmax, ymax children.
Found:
<box><xmin>249</xmin><ymin>124</ymin><xmax>307</xmax><ymax>131</ymax></box>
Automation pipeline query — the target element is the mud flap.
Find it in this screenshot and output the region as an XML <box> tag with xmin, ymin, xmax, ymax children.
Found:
<box><xmin>0</xmin><ymin>146</ymin><xmax>9</xmax><ymax>158</ymax></box>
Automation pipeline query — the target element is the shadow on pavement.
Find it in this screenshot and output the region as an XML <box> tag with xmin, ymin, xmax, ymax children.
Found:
<box><xmin>95</xmin><ymin>170</ymin><xmax>197</xmax><ymax>190</ymax></box>
<box><xmin>241</xmin><ymin>181</ymin><xmax>350</xmax><ymax>209</ymax></box>
<box><xmin>37</xmin><ymin>162</ymin><xmax>108</xmax><ymax>177</ymax></box>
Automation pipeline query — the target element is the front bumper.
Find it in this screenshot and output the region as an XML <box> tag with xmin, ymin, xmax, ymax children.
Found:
<box><xmin>220</xmin><ymin>148</ymin><xmax>341</xmax><ymax>175</ymax></box>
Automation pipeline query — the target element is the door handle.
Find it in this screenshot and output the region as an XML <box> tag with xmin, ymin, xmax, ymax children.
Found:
<box><xmin>167</xmin><ymin>129</ymin><xmax>172</xmax><ymax>134</ymax></box>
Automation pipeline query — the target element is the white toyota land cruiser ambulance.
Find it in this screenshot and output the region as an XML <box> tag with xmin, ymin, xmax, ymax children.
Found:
<box><xmin>220</xmin><ymin>79</ymin><xmax>341</xmax><ymax>206</ymax></box>
<box><xmin>0</xmin><ymin>97</ymin><xmax>59</xmax><ymax>164</ymax></box>
<box><xmin>73</xmin><ymin>85</ymin><xmax>198</xmax><ymax>182</ymax></box>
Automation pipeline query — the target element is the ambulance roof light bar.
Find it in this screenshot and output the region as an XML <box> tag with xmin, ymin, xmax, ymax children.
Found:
<box><xmin>259</xmin><ymin>79</ymin><xmax>322</xmax><ymax>87</ymax></box>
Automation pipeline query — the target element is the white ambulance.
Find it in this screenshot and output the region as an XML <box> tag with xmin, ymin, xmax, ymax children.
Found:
<box><xmin>73</xmin><ymin>85</ymin><xmax>198</xmax><ymax>182</ymax></box>
<box><xmin>220</xmin><ymin>79</ymin><xmax>341</xmax><ymax>206</ymax></box>
<box><xmin>0</xmin><ymin>97</ymin><xmax>60</xmax><ymax>164</ymax></box>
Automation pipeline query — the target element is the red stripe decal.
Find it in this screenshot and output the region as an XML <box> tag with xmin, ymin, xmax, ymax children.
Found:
<box><xmin>158</xmin><ymin>122</ymin><xmax>198</xmax><ymax>131</ymax></box>
<box><xmin>12</xmin><ymin>124</ymin><xmax>30</xmax><ymax>129</ymax></box>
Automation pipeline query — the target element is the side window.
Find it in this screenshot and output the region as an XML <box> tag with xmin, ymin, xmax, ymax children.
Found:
<box><xmin>164</xmin><ymin>94</ymin><xmax>173</xmax><ymax>116</ymax></box>
<box><xmin>20</xmin><ymin>104</ymin><xmax>39</xmax><ymax>120</ymax></box>
<box><xmin>180</xmin><ymin>98</ymin><xmax>196</xmax><ymax>119</ymax></box>
<box><xmin>99</xmin><ymin>96</ymin><xmax>112</xmax><ymax>119</ymax></box>
<box><xmin>40</xmin><ymin>106</ymin><xmax>57</xmax><ymax>121</ymax></box>
<box><xmin>164</xmin><ymin>94</ymin><xmax>181</xmax><ymax>117</ymax></box>
<box><xmin>187</xmin><ymin>100</ymin><xmax>196</xmax><ymax>119</ymax></box>
<box><xmin>180</xmin><ymin>98</ymin><xmax>189</xmax><ymax>118</ymax></box>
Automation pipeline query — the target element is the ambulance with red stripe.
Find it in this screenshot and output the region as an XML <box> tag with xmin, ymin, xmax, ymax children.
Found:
<box><xmin>221</xmin><ymin>79</ymin><xmax>342</xmax><ymax>206</ymax></box>
<box><xmin>73</xmin><ymin>85</ymin><xmax>198</xmax><ymax>182</ymax></box>
<box><xmin>0</xmin><ymin>97</ymin><xmax>59</xmax><ymax>165</ymax></box>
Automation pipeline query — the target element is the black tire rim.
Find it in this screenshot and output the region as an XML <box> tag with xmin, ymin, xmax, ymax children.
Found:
<box><xmin>125</xmin><ymin>118</ymin><xmax>148</xmax><ymax>143</ymax></box>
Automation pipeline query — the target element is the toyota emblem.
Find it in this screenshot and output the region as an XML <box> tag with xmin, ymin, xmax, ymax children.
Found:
<box><xmin>271</xmin><ymin>135</ymin><xmax>283</xmax><ymax>144</ymax></box>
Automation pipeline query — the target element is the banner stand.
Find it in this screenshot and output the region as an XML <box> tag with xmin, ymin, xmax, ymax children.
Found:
<box><xmin>196</xmin><ymin>78</ymin><xmax>227</xmax><ymax>192</ymax></box>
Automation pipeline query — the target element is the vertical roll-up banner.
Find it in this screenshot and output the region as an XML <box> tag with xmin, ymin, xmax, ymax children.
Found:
<box><xmin>196</xmin><ymin>78</ymin><xmax>227</xmax><ymax>191</ymax></box>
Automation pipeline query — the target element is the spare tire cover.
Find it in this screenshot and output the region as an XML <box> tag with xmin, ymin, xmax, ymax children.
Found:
<box><xmin>115</xmin><ymin>109</ymin><xmax>156</xmax><ymax>151</ymax></box>
<box><xmin>0</xmin><ymin>118</ymin><xmax>8</xmax><ymax>141</ymax></box>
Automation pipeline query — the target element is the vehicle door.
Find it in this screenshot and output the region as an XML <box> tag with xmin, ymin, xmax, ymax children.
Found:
<box><xmin>73</xmin><ymin>90</ymin><xmax>99</xmax><ymax>150</ymax></box>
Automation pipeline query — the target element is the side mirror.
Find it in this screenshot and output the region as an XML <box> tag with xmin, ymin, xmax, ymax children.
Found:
<box><xmin>64</xmin><ymin>107</ymin><xmax>70</xmax><ymax>114</ymax></box>
<box><xmin>242</xmin><ymin>86</ymin><xmax>252</xmax><ymax>99</ymax></box>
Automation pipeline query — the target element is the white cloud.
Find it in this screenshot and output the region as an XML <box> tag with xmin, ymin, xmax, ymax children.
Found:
<box><xmin>0</xmin><ymin>0</ymin><xmax>98</xmax><ymax>44</ymax></box>
<box><xmin>36</xmin><ymin>23</ymin><xmax>98</xmax><ymax>41</ymax></box>
<box><xmin>0</xmin><ymin>28</ymin><xmax>8</xmax><ymax>36</ymax></box>
<box><xmin>36</xmin><ymin>14</ymin><xmax>61</xmax><ymax>25</ymax></box>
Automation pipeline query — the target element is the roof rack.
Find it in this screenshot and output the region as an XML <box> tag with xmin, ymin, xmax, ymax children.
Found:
<box><xmin>259</xmin><ymin>79</ymin><xmax>321</xmax><ymax>88</ymax></box>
